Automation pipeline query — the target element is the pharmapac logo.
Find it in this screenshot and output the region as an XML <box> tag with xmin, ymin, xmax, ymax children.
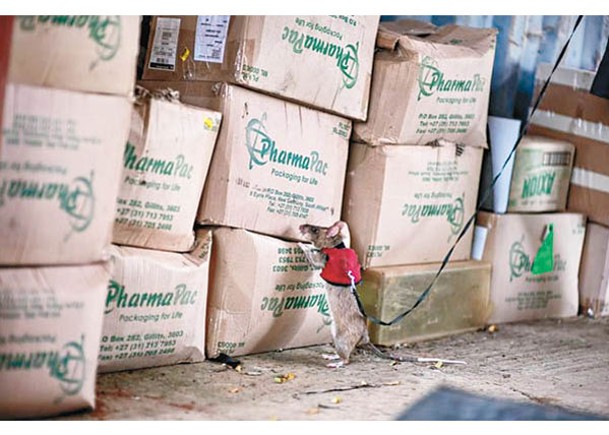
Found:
<box><xmin>402</xmin><ymin>194</ymin><xmax>465</xmax><ymax>236</ymax></box>
<box><xmin>508</xmin><ymin>234</ymin><xmax>565</xmax><ymax>282</ymax></box>
<box><xmin>0</xmin><ymin>335</ymin><xmax>86</xmax><ymax>398</ymax></box>
<box><xmin>0</xmin><ymin>172</ymin><xmax>96</xmax><ymax>234</ymax></box>
<box><xmin>417</xmin><ymin>56</ymin><xmax>486</xmax><ymax>101</ymax></box>
<box><xmin>245</xmin><ymin>114</ymin><xmax>329</xmax><ymax>175</ymax></box>
<box><xmin>105</xmin><ymin>280</ymin><xmax>198</xmax><ymax>314</ymax></box>
<box><xmin>509</xmin><ymin>239</ymin><xmax>531</xmax><ymax>282</ymax></box>
<box><xmin>18</xmin><ymin>16</ymin><xmax>122</xmax><ymax>63</ymax></box>
<box><xmin>281</xmin><ymin>26</ymin><xmax>360</xmax><ymax>89</ymax></box>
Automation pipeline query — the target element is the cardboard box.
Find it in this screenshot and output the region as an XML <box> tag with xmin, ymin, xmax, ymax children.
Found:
<box><xmin>472</xmin><ymin>212</ymin><xmax>586</xmax><ymax>324</ymax></box>
<box><xmin>578</xmin><ymin>222</ymin><xmax>609</xmax><ymax>317</ymax></box>
<box><xmin>0</xmin><ymin>263</ymin><xmax>109</xmax><ymax>419</ymax></box>
<box><xmin>137</xmin><ymin>80</ymin><xmax>218</xmax><ymax>110</ymax></box>
<box><xmin>138</xmin><ymin>81</ymin><xmax>350</xmax><ymax>242</ymax></box>
<box><xmin>0</xmin><ymin>84</ymin><xmax>131</xmax><ymax>265</ymax></box>
<box><xmin>0</xmin><ymin>16</ymin><xmax>12</xmax><ymax>158</ymax></box>
<box><xmin>507</xmin><ymin>136</ymin><xmax>574</xmax><ymax>212</ymax></box>
<box><xmin>359</xmin><ymin>260</ymin><xmax>492</xmax><ymax>346</ymax></box>
<box><xmin>142</xmin><ymin>15</ymin><xmax>379</xmax><ymax>121</ymax></box>
<box><xmin>529</xmin><ymin>64</ymin><xmax>609</xmax><ymax>226</ymax></box>
<box><xmin>342</xmin><ymin>141</ymin><xmax>484</xmax><ymax>268</ymax></box>
<box><xmin>479</xmin><ymin>134</ymin><xmax>575</xmax><ymax>214</ymax></box>
<box><xmin>112</xmin><ymin>88</ymin><xmax>222</xmax><ymax>252</ymax></box>
<box><xmin>352</xmin><ymin>19</ymin><xmax>497</xmax><ymax>146</ymax></box>
<box><xmin>8</xmin><ymin>15</ymin><xmax>140</xmax><ymax>96</ymax></box>
<box><xmin>99</xmin><ymin>231</ymin><xmax>211</xmax><ymax>373</ymax></box>
<box><xmin>206</xmin><ymin>227</ymin><xmax>332</xmax><ymax>358</ymax></box>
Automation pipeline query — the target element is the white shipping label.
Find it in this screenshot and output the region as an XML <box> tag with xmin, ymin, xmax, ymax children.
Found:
<box><xmin>194</xmin><ymin>15</ymin><xmax>230</xmax><ymax>63</ymax></box>
<box><xmin>149</xmin><ymin>17</ymin><xmax>181</xmax><ymax>71</ymax></box>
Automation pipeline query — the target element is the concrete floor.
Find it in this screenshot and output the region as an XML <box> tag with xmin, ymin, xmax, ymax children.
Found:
<box><xmin>55</xmin><ymin>316</ymin><xmax>609</xmax><ymax>421</ymax></box>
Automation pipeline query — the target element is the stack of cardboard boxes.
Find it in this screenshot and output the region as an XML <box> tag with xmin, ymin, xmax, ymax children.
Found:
<box><xmin>2</xmin><ymin>14</ymin><xmax>606</xmax><ymax>420</ymax></box>
<box><xmin>472</xmin><ymin>62</ymin><xmax>587</xmax><ymax>324</ymax></box>
<box><xmin>341</xmin><ymin>20</ymin><xmax>497</xmax><ymax>346</ymax></box>
<box><xmin>138</xmin><ymin>15</ymin><xmax>381</xmax><ymax>358</ymax></box>
<box><xmin>97</xmin><ymin>85</ymin><xmax>222</xmax><ymax>374</ymax></box>
<box><xmin>527</xmin><ymin>64</ymin><xmax>609</xmax><ymax>318</ymax></box>
<box><xmin>0</xmin><ymin>16</ymin><xmax>140</xmax><ymax>418</ymax></box>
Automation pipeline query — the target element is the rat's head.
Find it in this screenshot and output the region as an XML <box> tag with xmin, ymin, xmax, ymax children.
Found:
<box><xmin>299</xmin><ymin>221</ymin><xmax>351</xmax><ymax>249</ymax></box>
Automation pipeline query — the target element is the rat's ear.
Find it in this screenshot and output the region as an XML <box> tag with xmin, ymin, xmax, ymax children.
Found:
<box><xmin>330</xmin><ymin>221</ymin><xmax>351</xmax><ymax>248</ymax></box>
<box><xmin>327</xmin><ymin>221</ymin><xmax>347</xmax><ymax>238</ymax></box>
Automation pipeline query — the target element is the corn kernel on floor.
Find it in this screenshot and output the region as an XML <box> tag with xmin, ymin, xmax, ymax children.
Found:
<box><xmin>53</xmin><ymin>317</ymin><xmax>609</xmax><ymax>421</ymax></box>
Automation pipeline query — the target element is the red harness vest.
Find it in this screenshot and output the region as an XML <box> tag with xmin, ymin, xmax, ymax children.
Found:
<box><xmin>320</xmin><ymin>247</ymin><xmax>362</xmax><ymax>287</ymax></box>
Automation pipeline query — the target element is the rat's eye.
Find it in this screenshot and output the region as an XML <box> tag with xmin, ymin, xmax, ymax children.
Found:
<box><xmin>312</xmin><ymin>228</ymin><xmax>319</xmax><ymax>234</ymax></box>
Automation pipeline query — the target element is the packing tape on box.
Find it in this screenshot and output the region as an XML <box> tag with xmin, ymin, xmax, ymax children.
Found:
<box><xmin>571</xmin><ymin>167</ymin><xmax>609</xmax><ymax>193</ymax></box>
<box><xmin>536</xmin><ymin>63</ymin><xmax>596</xmax><ymax>91</ymax></box>
<box><xmin>530</xmin><ymin>109</ymin><xmax>609</xmax><ymax>145</ymax></box>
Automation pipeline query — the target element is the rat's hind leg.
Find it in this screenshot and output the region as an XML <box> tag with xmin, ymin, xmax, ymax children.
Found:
<box><xmin>321</xmin><ymin>353</ymin><xmax>341</xmax><ymax>361</ymax></box>
<box><xmin>326</xmin><ymin>351</ymin><xmax>348</xmax><ymax>368</ymax></box>
<box><xmin>325</xmin><ymin>339</ymin><xmax>354</xmax><ymax>368</ymax></box>
<box><xmin>326</xmin><ymin>360</ymin><xmax>346</xmax><ymax>369</ymax></box>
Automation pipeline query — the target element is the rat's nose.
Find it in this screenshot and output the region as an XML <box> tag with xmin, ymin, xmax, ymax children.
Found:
<box><xmin>299</xmin><ymin>224</ymin><xmax>307</xmax><ymax>233</ymax></box>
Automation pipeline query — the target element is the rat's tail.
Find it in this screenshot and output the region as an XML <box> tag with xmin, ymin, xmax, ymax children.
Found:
<box><xmin>360</xmin><ymin>342</ymin><xmax>467</xmax><ymax>365</ymax></box>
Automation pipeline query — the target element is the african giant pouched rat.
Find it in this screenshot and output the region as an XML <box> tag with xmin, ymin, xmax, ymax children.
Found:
<box><xmin>299</xmin><ymin>220</ymin><xmax>466</xmax><ymax>368</ymax></box>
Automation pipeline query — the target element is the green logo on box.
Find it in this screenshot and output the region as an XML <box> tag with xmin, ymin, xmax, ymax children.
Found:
<box><xmin>53</xmin><ymin>336</ymin><xmax>87</xmax><ymax>397</ymax></box>
<box><xmin>0</xmin><ymin>172</ymin><xmax>95</xmax><ymax>235</ymax></box>
<box><xmin>338</xmin><ymin>42</ymin><xmax>360</xmax><ymax>89</ymax></box>
<box><xmin>245</xmin><ymin>114</ymin><xmax>275</xmax><ymax>170</ymax></box>
<box><xmin>417</xmin><ymin>56</ymin><xmax>486</xmax><ymax>100</ymax></box>
<box><xmin>18</xmin><ymin>16</ymin><xmax>122</xmax><ymax>62</ymax></box>
<box><xmin>521</xmin><ymin>172</ymin><xmax>556</xmax><ymax>199</ymax></box>
<box><xmin>281</xmin><ymin>26</ymin><xmax>360</xmax><ymax>89</ymax></box>
<box><xmin>509</xmin><ymin>238</ymin><xmax>531</xmax><ymax>281</ymax></box>
<box><xmin>401</xmin><ymin>194</ymin><xmax>465</xmax><ymax>236</ymax></box>
<box><xmin>245</xmin><ymin>114</ymin><xmax>329</xmax><ymax>175</ymax></box>
<box><xmin>0</xmin><ymin>335</ymin><xmax>86</xmax><ymax>398</ymax></box>
<box><xmin>509</xmin><ymin>226</ymin><xmax>560</xmax><ymax>281</ymax></box>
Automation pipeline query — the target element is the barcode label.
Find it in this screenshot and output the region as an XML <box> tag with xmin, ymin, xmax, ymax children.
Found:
<box><xmin>194</xmin><ymin>16</ymin><xmax>230</xmax><ymax>63</ymax></box>
<box><xmin>542</xmin><ymin>151</ymin><xmax>571</xmax><ymax>167</ymax></box>
<box><xmin>148</xmin><ymin>17</ymin><xmax>181</xmax><ymax>71</ymax></box>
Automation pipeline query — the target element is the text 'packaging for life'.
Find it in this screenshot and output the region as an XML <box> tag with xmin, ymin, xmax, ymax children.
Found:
<box><xmin>359</xmin><ymin>260</ymin><xmax>492</xmax><ymax>346</ymax></box>
<box><xmin>342</xmin><ymin>141</ymin><xmax>484</xmax><ymax>268</ymax></box>
<box><xmin>167</xmin><ymin>82</ymin><xmax>350</xmax><ymax>242</ymax></box>
<box><xmin>473</xmin><ymin>211</ymin><xmax>586</xmax><ymax>324</ymax></box>
<box><xmin>0</xmin><ymin>84</ymin><xmax>131</xmax><ymax>266</ymax></box>
<box><xmin>142</xmin><ymin>15</ymin><xmax>380</xmax><ymax>121</ymax></box>
<box><xmin>0</xmin><ymin>263</ymin><xmax>109</xmax><ymax>419</ymax></box>
<box><xmin>353</xmin><ymin>19</ymin><xmax>497</xmax><ymax>147</ymax></box>
<box><xmin>8</xmin><ymin>15</ymin><xmax>141</xmax><ymax>97</ymax></box>
<box><xmin>112</xmin><ymin>87</ymin><xmax>222</xmax><ymax>252</ymax></box>
<box><xmin>206</xmin><ymin>227</ymin><xmax>332</xmax><ymax>359</ymax></box>
<box><xmin>99</xmin><ymin>231</ymin><xmax>212</xmax><ymax>373</ymax></box>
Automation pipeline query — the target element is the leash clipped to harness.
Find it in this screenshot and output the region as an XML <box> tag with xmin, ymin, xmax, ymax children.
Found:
<box><xmin>347</xmin><ymin>270</ymin><xmax>358</xmax><ymax>296</ymax></box>
<box><xmin>348</xmin><ymin>15</ymin><xmax>584</xmax><ymax>328</ymax></box>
